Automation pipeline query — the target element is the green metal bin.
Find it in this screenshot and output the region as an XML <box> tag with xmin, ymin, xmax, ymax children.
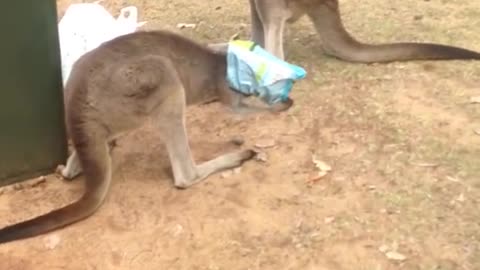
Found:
<box><xmin>0</xmin><ymin>1</ymin><xmax>68</xmax><ymax>186</ymax></box>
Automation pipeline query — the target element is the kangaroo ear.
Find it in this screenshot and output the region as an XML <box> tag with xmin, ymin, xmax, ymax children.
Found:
<box><xmin>207</xmin><ymin>42</ymin><xmax>229</xmax><ymax>54</ymax></box>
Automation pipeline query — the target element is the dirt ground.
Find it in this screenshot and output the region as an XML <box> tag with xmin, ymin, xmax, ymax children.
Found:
<box><xmin>1</xmin><ymin>0</ymin><xmax>479</xmax><ymax>269</ymax></box>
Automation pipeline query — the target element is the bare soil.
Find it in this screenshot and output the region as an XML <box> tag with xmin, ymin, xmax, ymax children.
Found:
<box><xmin>1</xmin><ymin>0</ymin><xmax>479</xmax><ymax>269</ymax></box>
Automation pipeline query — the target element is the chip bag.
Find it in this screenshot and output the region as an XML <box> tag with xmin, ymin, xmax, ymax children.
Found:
<box><xmin>226</xmin><ymin>40</ymin><xmax>306</xmax><ymax>104</ymax></box>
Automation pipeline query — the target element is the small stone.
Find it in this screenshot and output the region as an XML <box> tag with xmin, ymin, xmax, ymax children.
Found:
<box><xmin>413</xmin><ymin>15</ymin><xmax>423</xmax><ymax>20</ymax></box>
<box><xmin>221</xmin><ymin>170</ymin><xmax>233</xmax><ymax>178</ymax></box>
<box><xmin>233</xmin><ymin>167</ymin><xmax>242</xmax><ymax>174</ymax></box>
<box><xmin>176</xmin><ymin>23</ymin><xmax>196</xmax><ymax>29</ymax></box>
<box><xmin>469</xmin><ymin>96</ymin><xmax>480</xmax><ymax>104</ymax></box>
<box><xmin>385</xmin><ymin>251</ymin><xmax>407</xmax><ymax>261</ymax></box>
<box><xmin>44</xmin><ymin>234</ymin><xmax>61</xmax><ymax>250</ymax></box>
<box><xmin>312</xmin><ymin>155</ymin><xmax>332</xmax><ymax>172</ymax></box>
<box><xmin>172</xmin><ymin>224</ymin><xmax>184</xmax><ymax>237</ymax></box>
<box><xmin>254</xmin><ymin>151</ymin><xmax>268</xmax><ymax>162</ymax></box>
<box><xmin>230</xmin><ymin>136</ymin><xmax>245</xmax><ymax>146</ymax></box>
<box><xmin>324</xmin><ymin>217</ymin><xmax>335</xmax><ymax>224</ymax></box>
<box><xmin>378</xmin><ymin>245</ymin><xmax>389</xmax><ymax>253</ymax></box>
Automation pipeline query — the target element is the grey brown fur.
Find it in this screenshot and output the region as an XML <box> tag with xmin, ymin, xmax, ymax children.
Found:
<box><xmin>0</xmin><ymin>30</ymin><xmax>292</xmax><ymax>244</ymax></box>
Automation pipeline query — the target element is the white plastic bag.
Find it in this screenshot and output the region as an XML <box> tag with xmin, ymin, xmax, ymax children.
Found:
<box><xmin>58</xmin><ymin>2</ymin><xmax>146</xmax><ymax>85</ymax></box>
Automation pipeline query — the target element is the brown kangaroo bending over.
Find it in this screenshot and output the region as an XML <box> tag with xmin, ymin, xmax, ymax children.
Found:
<box><xmin>249</xmin><ymin>0</ymin><xmax>480</xmax><ymax>61</ymax></box>
<box><xmin>0</xmin><ymin>30</ymin><xmax>292</xmax><ymax>244</ymax></box>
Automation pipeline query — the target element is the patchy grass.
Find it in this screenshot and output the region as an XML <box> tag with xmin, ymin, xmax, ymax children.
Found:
<box><xmin>0</xmin><ymin>0</ymin><xmax>479</xmax><ymax>269</ymax></box>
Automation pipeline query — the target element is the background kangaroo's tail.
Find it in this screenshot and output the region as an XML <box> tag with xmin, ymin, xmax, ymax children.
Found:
<box><xmin>307</xmin><ymin>1</ymin><xmax>480</xmax><ymax>63</ymax></box>
<box><xmin>0</xmin><ymin>132</ymin><xmax>112</xmax><ymax>244</ymax></box>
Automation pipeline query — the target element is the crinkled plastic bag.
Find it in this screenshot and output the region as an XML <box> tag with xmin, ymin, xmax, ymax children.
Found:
<box><xmin>226</xmin><ymin>40</ymin><xmax>306</xmax><ymax>104</ymax></box>
<box><xmin>58</xmin><ymin>2</ymin><xmax>146</xmax><ymax>85</ymax></box>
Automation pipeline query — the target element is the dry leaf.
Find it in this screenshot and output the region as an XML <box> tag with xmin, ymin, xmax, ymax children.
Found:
<box><xmin>254</xmin><ymin>139</ymin><xmax>276</xmax><ymax>149</ymax></box>
<box><xmin>385</xmin><ymin>251</ymin><xmax>407</xmax><ymax>261</ymax></box>
<box><xmin>308</xmin><ymin>171</ymin><xmax>328</xmax><ymax>183</ymax></box>
<box><xmin>469</xmin><ymin>96</ymin><xmax>480</xmax><ymax>104</ymax></box>
<box><xmin>229</xmin><ymin>32</ymin><xmax>240</xmax><ymax>41</ymax></box>
<box><xmin>410</xmin><ymin>162</ymin><xmax>439</xmax><ymax>168</ymax></box>
<box><xmin>30</xmin><ymin>176</ymin><xmax>47</xmax><ymax>187</ymax></box>
<box><xmin>446</xmin><ymin>176</ymin><xmax>461</xmax><ymax>182</ymax></box>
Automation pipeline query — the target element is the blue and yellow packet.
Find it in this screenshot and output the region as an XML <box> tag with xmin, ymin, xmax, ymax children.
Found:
<box><xmin>226</xmin><ymin>40</ymin><xmax>307</xmax><ymax>105</ymax></box>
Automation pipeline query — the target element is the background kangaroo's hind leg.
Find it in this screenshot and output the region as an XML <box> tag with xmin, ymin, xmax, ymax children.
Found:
<box><xmin>207</xmin><ymin>0</ymin><xmax>266</xmax><ymax>52</ymax></box>
<box><xmin>157</xmin><ymin>85</ymin><xmax>256</xmax><ymax>189</ymax></box>
<box><xmin>253</xmin><ymin>0</ymin><xmax>289</xmax><ymax>59</ymax></box>
<box><xmin>249</xmin><ymin>0</ymin><xmax>265</xmax><ymax>46</ymax></box>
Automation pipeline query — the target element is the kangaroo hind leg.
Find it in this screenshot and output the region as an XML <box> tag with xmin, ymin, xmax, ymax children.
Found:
<box><xmin>157</xmin><ymin>82</ymin><xmax>256</xmax><ymax>189</ymax></box>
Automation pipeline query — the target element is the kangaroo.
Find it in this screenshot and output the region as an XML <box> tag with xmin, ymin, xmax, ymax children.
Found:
<box><xmin>0</xmin><ymin>30</ymin><xmax>293</xmax><ymax>244</ymax></box>
<box><xmin>248</xmin><ymin>0</ymin><xmax>480</xmax><ymax>61</ymax></box>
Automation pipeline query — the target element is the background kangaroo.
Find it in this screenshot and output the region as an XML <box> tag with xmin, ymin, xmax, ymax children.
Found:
<box><xmin>249</xmin><ymin>0</ymin><xmax>480</xmax><ymax>61</ymax></box>
<box><xmin>0</xmin><ymin>30</ymin><xmax>292</xmax><ymax>244</ymax></box>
